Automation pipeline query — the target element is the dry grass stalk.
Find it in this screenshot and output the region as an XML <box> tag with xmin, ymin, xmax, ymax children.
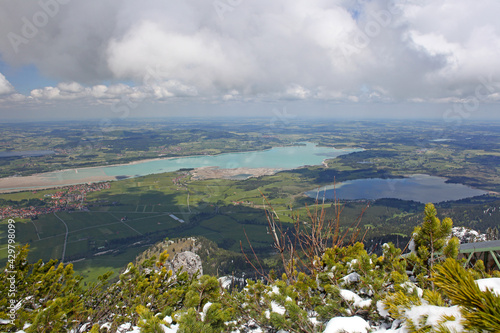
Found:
<box><xmin>240</xmin><ymin>180</ymin><xmax>370</xmax><ymax>283</ymax></box>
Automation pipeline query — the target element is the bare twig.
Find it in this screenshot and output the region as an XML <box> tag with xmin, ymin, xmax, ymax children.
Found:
<box><xmin>240</xmin><ymin>228</ymin><xmax>270</xmax><ymax>283</ymax></box>
<box><xmin>242</xmin><ymin>182</ymin><xmax>370</xmax><ymax>285</ymax></box>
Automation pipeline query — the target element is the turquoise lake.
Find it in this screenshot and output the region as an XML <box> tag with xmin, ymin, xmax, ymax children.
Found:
<box><xmin>2</xmin><ymin>143</ymin><xmax>360</xmax><ymax>190</ymax></box>
<box><xmin>306</xmin><ymin>174</ymin><xmax>489</xmax><ymax>203</ymax></box>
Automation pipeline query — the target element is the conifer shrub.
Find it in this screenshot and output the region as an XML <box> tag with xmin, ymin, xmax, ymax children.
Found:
<box><xmin>136</xmin><ymin>305</ymin><xmax>168</xmax><ymax>332</ymax></box>
<box><xmin>433</xmin><ymin>258</ymin><xmax>500</xmax><ymax>332</ymax></box>
<box><xmin>406</xmin><ymin>203</ymin><xmax>460</xmax><ymax>288</ymax></box>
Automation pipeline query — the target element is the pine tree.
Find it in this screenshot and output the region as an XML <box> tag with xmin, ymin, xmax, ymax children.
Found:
<box><xmin>412</xmin><ymin>203</ymin><xmax>459</xmax><ymax>271</ymax></box>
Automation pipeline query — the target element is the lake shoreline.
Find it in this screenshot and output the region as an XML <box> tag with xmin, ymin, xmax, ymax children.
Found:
<box><xmin>0</xmin><ymin>147</ymin><xmax>283</xmax><ymax>193</ymax></box>
<box><xmin>305</xmin><ymin>174</ymin><xmax>491</xmax><ymax>204</ymax></box>
<box><xmin>0</xmin><ymin>174</ymin><xmax>117</xmax><ymax>193</ymax></box>
<box><xmin>0</xmin><ymin>143</ymin><xmax>356</xmax><ymax>193</ymax></box>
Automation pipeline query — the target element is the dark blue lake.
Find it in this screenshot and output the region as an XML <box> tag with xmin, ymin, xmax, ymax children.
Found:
<box><xmin>306</xmin><ymin>174</ymin><xmax>489</xmax><ymax>203</ymax></box>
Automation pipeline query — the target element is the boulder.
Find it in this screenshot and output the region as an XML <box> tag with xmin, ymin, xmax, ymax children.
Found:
<box><xmin>171</xmin><ymin>251</ymin><xmax>203</xmax><ymax>277</ymax></box>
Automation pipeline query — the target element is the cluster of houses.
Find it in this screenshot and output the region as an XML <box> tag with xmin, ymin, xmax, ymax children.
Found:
<box><xmin>156</xmin><ymin>146</ymin><xmax>182</xmax><ymax>156</ymax></box>
<box><xmin>0</xmin><ymin>182</ymin><xmax>111</xmax><ymax>220</ymax></box>
<box><xmin>231</xmin><ymin>201</ymin><xmax>254</xmax><ymax>206</ymax></box>
<box><xmin>0</xmin><ymin>205</ymin><xmax>60</xmax><ymax>220</ymax></box>
<box><xmin>172</xmin><ymin>173</ymin><xmax>189</xmax><ymax>186</ymax></box>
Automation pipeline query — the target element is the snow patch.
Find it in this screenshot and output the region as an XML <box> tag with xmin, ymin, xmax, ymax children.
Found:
<box><xmin>476</xmin><ymin>278</ymin><xmax>500</xmax><ymax>296</ymax></box>
<box><xmin>219</xmin><ymin>276</ymin><xmax>233</xmax><ymax>289</ymax></box>
<box><xmin>101</xmin><ymin>323</ymin><xmax>111</xmax><ymax>330</ymax></box>
<box><xmin>452</xmin><ymin>227</ymin><xmax>487</xmax><ymax>243</ymax></box>
<box><xmin>271</xmin><ymin>301</ymin><xmax>286</xmax><ymax>315</ymax></box>
<box><xmin>117</xmin><ymin>323</ymin><xmax>134</xmax><ymax>332</ymax></box>
<box><xmin>399</xmin><ymin>282</ymin><xmax>423</xmax><ymax>298</ymax></box>
<box><xmin>324</xmin><ymin>316</ymin><xmax>370</xmax><ymax>333</ymax></box>
<box><xmin>377</xmin><ymin>300</ymin><xmax>390</xmax><ymax>318</ymax></box>
<box><xmin>163</xmin><ymin>323</ymin><xmax>179</xmax><ymax>333</ymax></box>
<box><xmin>404</xmin><ymin>305</ymin><xmax>463</xmax><ymax>332</ymax></box>
<box><xmin>201</xmin><ymin>301</ymin><xmax>213</xmax><ymax>321</ymax></box>
<box><xmin>347</xmin><ymin>259</ymin><xmax>358</xmax><ymax>272</ymax></box>
<box><xmin>340</xmin><ymin>289</ymin><xmax>372</xmax><ymax>308</ymax></box>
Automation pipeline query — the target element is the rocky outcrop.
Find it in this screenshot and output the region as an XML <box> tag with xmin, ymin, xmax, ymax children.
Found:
<box><xmin>171</xmin><ymin>251</ymin><xmax>203</xmax><ymax>277</ymax></box>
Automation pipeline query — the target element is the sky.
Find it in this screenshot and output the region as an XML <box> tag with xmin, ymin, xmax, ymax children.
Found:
<box><xmin>0</xmin><ymin>0</ymin><xmax>500</xmax><ymax>121</ymax></box>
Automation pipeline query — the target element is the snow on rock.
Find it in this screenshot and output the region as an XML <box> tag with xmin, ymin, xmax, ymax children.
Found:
<box><xmin>201</xmin><ymin>301</ymin><xmax>213</xmax><ymax>321</ymax></box>
<box><xmin>122</xmin><ymin>263</ymin><xmax>132</xmax><ymax>275</ymax></box>
<box><xmin>341</xmin><ymin>272</ymin><xmax>361</xmax><ymax>285</ymax></box>
<box><xmin>235</xmin><ymin>319</ymin><xmax>264</xmax><ymax>333</ymax></box>
<box><xmin>219</xmin><ymin>276</ymin><xmax>233</xmax><ymax>289</ymax></box>
<box><xmin>163</xmin><ymin>323</ymin><xmax>179</xmax><ymax>333</ymax></box>
<box><xmin>346</xmin><ymin>259</ymin><xmax>358</xmax><ymax>272</ymax></box>
<box><xmin>264</xmin><ymin>301</ymin><xmax>286</xmax><ymax>319</ymax></box>
<box><xmin>340</xmin><ymin>289</ymin><xmax>372</xmax><ymax>308</ymax></box>
<box><xmin>476</xmin><ymin>278</ymin><xmax>500</xmax><ymax>296</ymax></box>
<box><xmin>323</xmin><ymin>316</ymin><xmax>370</xmax><ymax>333</ymax></box>
<box><xmin>309</xmin><ymin>316</ymin><xmax>320</xmax><ymax>327</ymax></box>
<box><xmin>452</xmin><ymin>227</ymin><xmax>487</xmax><ymax>243</ymax></box>
<box><xmin>376</xmin><ymin>300</ymin><xmax>390</xmax><ymax>318</ymax></box>
<box><xmin>270</xmin><ymin>285</ymin><xmax>280</xmax><ymax>295</ymax></box>
<box><xmin>404</xmin><ymin>305</ymin><xmax>463</xmax><ymax>332</ymax></box>
<box><xmin>96</xmin><ymin>322</ymin><xmax>176</xmax><ymax>333</ymax></box>
<box><xmin>271</xmin><ymin>301</ymin><xmax>286</xmax><ymax>315</ymax></box>
<box><xmin>117</xmin><ymin>323</ymin><xmax>133</xmax><ymax>332</ymax></box>
<box><xmin>76</xmin><ymin>323</ymin><xmax>91</xmax><ymax>332</ymax></box>
<box><xmin>399</xmin><ymin>282</ymin><xmax>423</xmax><ymax>298</ymax></box>
<box><xmin>101</xmin><ymin>323</ymin><xmax>112</xmax><ymax>330</ymax></box>
<box><xmin>13</xmin><ymin>323</ymin><xmax>30</xmax><ymax>333</ymax></box>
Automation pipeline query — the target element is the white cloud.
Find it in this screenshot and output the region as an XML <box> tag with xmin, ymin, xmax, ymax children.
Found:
<box><xmin>284</xmin><ymin>85</ymin><xmax>311</xmax><ymax>100</ymax></box>
<box><xmin>1</xmin><ymin>0</ymin><xmax>500</xmax><ymax>111</ymax></box>
<box><xmin>104</xmin><ymin>84</ymin><xmax>133</xmax><ymax>97</ymax></box>
<box><xmin>58</xmin><ymin>82</ymin><xmax>84</xmax><ymax>93</ymax></box>
<box><xmin>149</xmin><ymin>80</ymin><xmax>198</xmax><ymax>99</ymax></box>
<box><xmin>30</xmin><ymin>83</ymin><xmax>88</xmax><ymax>100</ymax></box>
<box><xmin>107</xmin><ymin>20</ymin><xmax>258</xmax><ymax>93</ymax></box>
<box><xmin>7</xmin><ymin>93</ymin><xmax>26</xmax><ymax>102</ymax></box>
<box><xmin>222</xmin><ymin>90</ymin><xmax>240</xmax><ymax>101</ymax></box>
<box><xmin>89</xmin><ymin>85</ymin><xmax>109</xmax><ymax>98</ymax></box>
<box><xmin>0</xmin><ymin>73</ymin><xmax>14</xmax><ymax>95</ymax></box>
<box><xmin>31</xmin><ymin>87</ymin><xmax>60</xmax><ymax>100</ymax></box>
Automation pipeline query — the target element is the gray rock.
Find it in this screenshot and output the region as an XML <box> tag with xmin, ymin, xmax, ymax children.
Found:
<box><xmin>171</xmin><ymin>251</ymin><xmax>203</xmax><ymax>277</ymax></box>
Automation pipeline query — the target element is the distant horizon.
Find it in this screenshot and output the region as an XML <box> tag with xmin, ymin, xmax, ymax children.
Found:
<box><xmin>1</xmin><ymin>112</ymin><xmax>499</xmax><ymax>124</ymax></box>
<box><xmin>1</xmin><ymin>101</ymin><xmax>499</xmax><ymax>123</ymax></box>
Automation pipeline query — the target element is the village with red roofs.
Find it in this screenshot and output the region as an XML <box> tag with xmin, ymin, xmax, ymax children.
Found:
<box><xmin>0</xmin><ymin>182</ymin><xmax>110</xmax><ymax>220</ymax></box>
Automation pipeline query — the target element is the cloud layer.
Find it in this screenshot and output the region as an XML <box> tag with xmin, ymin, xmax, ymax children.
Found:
<box><xmin>0</xmin><ymin>73</ymin><xmax>14</xmax><ymax>95</ymax></box>
<box><xmin>1</xmin><ymin>0</ymin><xmax>500</xmax><ymax>109</ymax></box>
